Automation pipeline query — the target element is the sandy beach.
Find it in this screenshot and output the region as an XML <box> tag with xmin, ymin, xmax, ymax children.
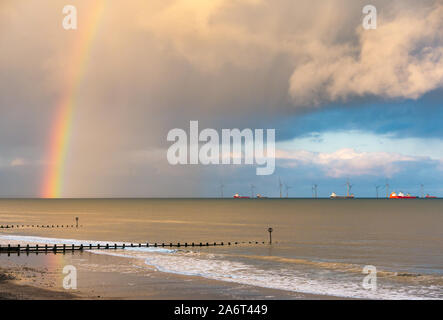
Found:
<box><xmin>0</xmin><ymin>251</ymin><xmax>340</xmax><ymax>300</ymax></box>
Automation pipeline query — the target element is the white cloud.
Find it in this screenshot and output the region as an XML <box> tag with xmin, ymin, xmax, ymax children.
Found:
<box><xmin>276</xmin><ymin>148</ymin><xmax>419</xmax><ymax>177</ymax></box>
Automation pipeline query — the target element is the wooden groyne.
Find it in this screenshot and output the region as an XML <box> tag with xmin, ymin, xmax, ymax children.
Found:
<box><xmin>0</xmin><ymin>224</ymin><xmax>81</xmax><ymax>229</ymax></box>
<box><xmin>0</xmin><ymin>241</ymin><xmax>266</xmax><ymax>255</ymax></box>
<box><xmin>1</xmin><ymin>217</ymin><xmax>81</xmax><ymax>229</ymax></box>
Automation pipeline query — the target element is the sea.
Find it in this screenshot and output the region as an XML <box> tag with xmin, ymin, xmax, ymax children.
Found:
<box><xmin>0</xmin><ymin>198</ymin><xmax>442</xmax><ymax>299</ymax></box>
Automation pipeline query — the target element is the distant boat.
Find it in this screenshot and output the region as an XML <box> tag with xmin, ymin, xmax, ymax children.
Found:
<box><xmin>330</xmin><ymin>180</ymin><xmax>355</xmax><ymax>199</ymax></box>
<box><xmin>425</xmin><ymin>194</ymin><xmax>437</xmax><ymax>199</ymax></box>
<box><xmin>389</xmin><ymin>192</ymin><xmax>417</xmax><ymax>199</ymax></box>
<box><xmin>330</xmin><ymin>192</ymin><xmax>354</xmax><ymax>199</ymax></box>
<box><xmin>233</xmin><ymin>193</ymin><xmax>250</xmax><ymax>199</ymax></box>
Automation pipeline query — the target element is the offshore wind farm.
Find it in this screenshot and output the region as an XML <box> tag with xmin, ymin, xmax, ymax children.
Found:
<box><xmin>226</xmin><ymin>178</ymin><xmax>437</xmax><ymax>199</ymax></box>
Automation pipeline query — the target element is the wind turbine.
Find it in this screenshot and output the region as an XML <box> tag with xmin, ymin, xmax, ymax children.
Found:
<box><xmin>219</xmin><ymin>181</ymin><xmax>224</xmax><ymax>198</ymax></box>
<box><xmin>345</xmin><ymin>179</ymin><xmax>353</xmax><ymax>197</ymax></box>
<box><xmin>278</xmin><ymin>177</ymin><xmax>283</xmax><ymax>198</ymax></box>
<box><xmin>312</xmin><ymin>184</ymin><xmax>318</xmax><ymax>198</ymax></box>
<box><xmin>385</xmin><ymin>180</ymin><xmax>390</xmax><ymax>198</ymax></box>
<box><xmin>420</xmin><ymin>184</ymin><xmax>424</xmax><ymax>198</ymax></box>
<box><xmin>250</xmin><ymin>184</ymin><xmax>256</xmax><ymax>198</ymax></box>
<box><xmin>284</xmin><ymin>184</ymin><xmax>292</xmax><ymax>198</ymax></box>
<box><xmin>375</xmin><ymin>185</ymin><xmax>383</xmax><ymax>198</ymax></box>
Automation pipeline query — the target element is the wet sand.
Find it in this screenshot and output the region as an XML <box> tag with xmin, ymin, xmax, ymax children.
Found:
<box><xmin>0</xmin><ymin>265</ymin><xmax>77</xmax><ymax>300</ymax></box>
<box><xmin>0</xmin><ymin>252</ymin><xmax>341</xmax><ymax>300</ymax></box>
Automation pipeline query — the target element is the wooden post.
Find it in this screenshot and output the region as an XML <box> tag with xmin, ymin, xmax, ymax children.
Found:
<box><xmin>75</xmin><ymin>217</ymin><xmax>79</xmax><ymax>228</ymax></box>
<box><xmin>63</xmin><ymin>244</ymin><xmax>66</xmax><ymax>252</ymax></box>
<box><xmin>268</xmin><ymin>227</ymin><xmax>273</xmax><ymax>244</ymax></box>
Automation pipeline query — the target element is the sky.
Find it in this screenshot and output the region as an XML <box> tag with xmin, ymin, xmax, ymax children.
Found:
<box><xmin>1</xmin><ymin>0</ymin><xmax>443</xmax><ymax>198</ymax></box>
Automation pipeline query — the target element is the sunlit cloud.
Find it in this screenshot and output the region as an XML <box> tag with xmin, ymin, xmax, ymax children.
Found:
<box><xmin>289</xmin><ymin>2</ymin><xmax>443</xmax><ymax>106</ymax></box>
<box><xmin>276</xmin><ymin>148</ymin><xmax>421</xmax><ymax>177</ymax></box>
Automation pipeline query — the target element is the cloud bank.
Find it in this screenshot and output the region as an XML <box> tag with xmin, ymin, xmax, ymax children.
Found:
<box><xmin>289</xmin><ymin>2</ymin><xmax>443</xmax><ymax>106</ymax></box>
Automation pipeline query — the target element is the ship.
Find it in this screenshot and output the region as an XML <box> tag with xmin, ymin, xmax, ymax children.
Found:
<box><xmin>389</xmin><ymin>192</ymin><xmax>417</xmax><ymax>199</ymax></box>
<box><xmin>425</xmin><ymin>194</ymin><xmax>437</xmax><ymax>199</ymax></box>
<box><xmin>233</xmin><ymin>193</ymin><xmax>250</xmax><ymax>199</ymax></box>
<box><xmin>330</xmin><ymin>180</ymin><xmax>355</xmax><ymax>199</ymax></box>
<box><xmin>330</xmin><ymin>192</ymin><xmax>355</xmax><ymax>199</ymax></box>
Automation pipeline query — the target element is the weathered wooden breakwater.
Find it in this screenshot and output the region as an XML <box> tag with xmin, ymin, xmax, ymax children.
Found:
<box><xmin>0</xmin><ymin>224</ymin><xmax>81</xmax><ymax>229</ymax></box>
<box><xmin>0</xmin><ymin>240</ymin><xmax>266</xmax><ymax>255</ymax></box>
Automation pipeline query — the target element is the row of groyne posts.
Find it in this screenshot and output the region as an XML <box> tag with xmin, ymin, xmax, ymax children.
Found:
<box><xmin>0</xmin><ymin>217</ymin><xmax>275</xmax><ymax>255</ymax></box>
<box><xmin>0</xmin><ymin>240</ymin><xmax>269</xmax><ymax>256</ymax></box>
<box><xmin>1</xmin><ymin>217</ymin><xmax>81</xmax><ymax>229</ymax></box>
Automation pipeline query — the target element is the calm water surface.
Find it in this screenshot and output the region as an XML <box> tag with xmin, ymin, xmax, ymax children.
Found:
<box><xmin>1</xmin><ymin>199</ymin><xmax>442</xmax><ymax>299</ymax></box>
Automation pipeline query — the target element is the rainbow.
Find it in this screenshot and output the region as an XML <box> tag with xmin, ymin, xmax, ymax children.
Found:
<box><xmin>42</xmin><ymin>1</ymin><xmax>106</xmax><ymax>198</ymax></box>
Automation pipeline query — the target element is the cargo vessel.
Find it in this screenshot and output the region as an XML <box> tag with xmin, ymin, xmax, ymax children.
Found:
<box><xmin>330</xmin><ymin>180</ymin><xmax>355</xmax><ymax>199</ymax></box>
<box><xmin>389</xmin><ymin>192</ymin><xmax>417</xmax><ymax>199</ymax></box>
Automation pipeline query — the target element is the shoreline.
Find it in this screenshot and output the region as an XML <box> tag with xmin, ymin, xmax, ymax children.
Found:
<box><xmin>0</xmin><ymin>251</ymin><xmax>343</xmax><ymax>300</ymax></box>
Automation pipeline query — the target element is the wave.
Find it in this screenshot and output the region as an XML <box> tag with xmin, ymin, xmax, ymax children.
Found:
<box><xmin>1</xmin><ymin>234</ymin><xmax>441</xmax><ymax>299</ymax></box>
